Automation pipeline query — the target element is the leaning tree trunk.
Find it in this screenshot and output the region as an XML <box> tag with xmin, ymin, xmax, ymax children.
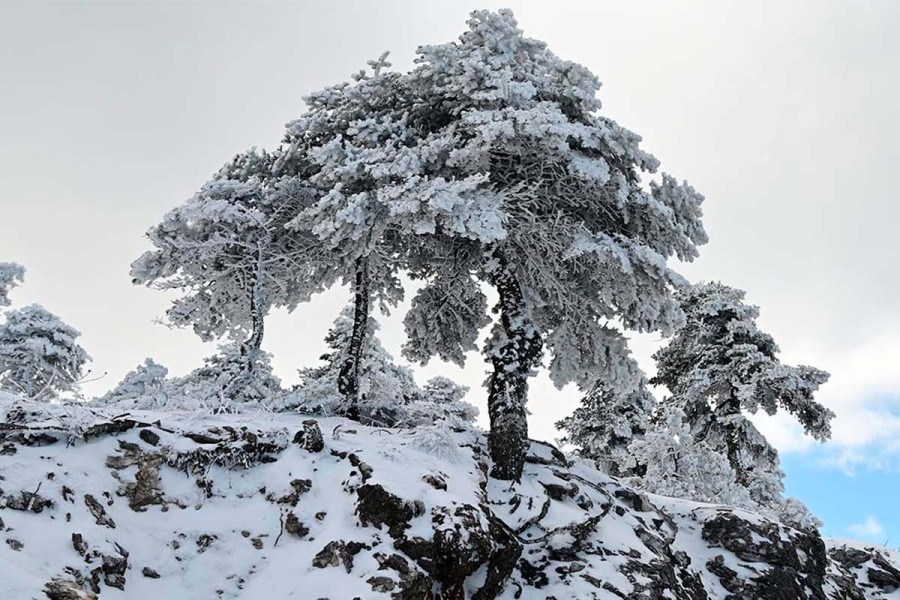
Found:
<box><xmin>338</xmin><ymin>255</ymin><xmax>370</xmax><ymax>422</ymax></box>
<box><xmin>484</xmin><ymin>247</ymin><xmax>543</xmax><ymax>481</ymax></box>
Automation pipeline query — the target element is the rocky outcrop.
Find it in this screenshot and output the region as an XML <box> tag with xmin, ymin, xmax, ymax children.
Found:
<box><xmin>1</xmin><ymin>397</ymin><xmax>898</xmax><ymax>600</ymax></box>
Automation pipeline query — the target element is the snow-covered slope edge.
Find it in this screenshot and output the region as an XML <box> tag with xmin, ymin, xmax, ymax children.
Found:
<box><xmin>1</xmin><ymin>395</ymin><xmax>898</xmax><ymax>600</ymax></box>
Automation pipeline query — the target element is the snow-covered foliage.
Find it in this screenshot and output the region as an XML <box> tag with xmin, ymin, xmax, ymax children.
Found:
<box><xmin>0</xmin><ymin>304</ymin><xmax>90</xmax><ymax>400</ymax></box>
<box><xmin>556</xmin><ymin>375</ymin><xmax>655</xmax><ymax>477</ymax></box>
<box><xmin>271</xmin><ymin>9</ymin><xmax>707</xmax><ymax>478</ymax></box>
<box><xmin>409</xmin><ymin>375</ymin><xmax>478</xmax><ymax>427</ymax></box>
<box><xmin>288</xmin><ymin>307</ymin><xmax>475</xmax><ymax>429</ymax></box>
<box><xmin>174</xmin><ymin>344</ymin><xmax>283</xmax><ymax>410</ymax></box>
<box><xmin>95</xmin><ymin>350</ymin><xmax>282</xmax><ymax>413</ymax></box>
<box><xmin>0</xmin><ymin>261</ymin><xmax>25</xmax><ymax>307</ymax></box>
<box><xmin>650</xmin><ymin>281</ymin><xmax>833</xmax><ymax>526</ymax></box>
<box><xmin>289</xmin><ymin>307</ymin><xmax>419</xmax><ymax>425</ymax></box>
<box><xmin>94</xmin><ymin>358</ymin><xmax>170</xmax><ymax>408</ymax></box>
<box><xmin>625</xmin><ymin>404</ymin><xmax>756</xmax><ymax>509</ymax></box>
<box><xmin>131</xmin><ymin>153</ymin><xmax>331</xmax><ymax>402</ymax></box>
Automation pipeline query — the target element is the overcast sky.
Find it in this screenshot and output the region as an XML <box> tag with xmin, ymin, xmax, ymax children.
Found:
<box><xmin>1</xmin><ymin>1</ymin><xmax>898</xmax><ymax>541</ymax></box>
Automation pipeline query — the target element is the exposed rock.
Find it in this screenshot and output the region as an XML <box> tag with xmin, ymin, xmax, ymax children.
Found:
<box><xmin>356</xmin><ymin>484</ymin><xmax>424</xmax><ymax>538</ymax></box>
<box><xmin>141</xmin><ymin>567</ymin><xmax>160</xmax><ymax>579</ymax></box>
<box><xmin>83</xmin><ymin>494</ymin><xmax>115</xmax><ymax>529</ymax></box>
<box><xmin>106</xmin><ymin>440</ymin><xmax>165</xmax><ymax>511</ymax></box>
<box><xmin>138</xmin><ymin>429</ymin><xmax>160</xmax><ymax>447</ymax></box>
<box><xmin>473</xmin><ymin>515</ymin><xmax>522</xmax><ymax>600</ymax></box>
<box><xmin>196</xmin><ymin>533</ymin><xmax>216</xmax><ymax>553</ymax></box>
<box><xmin>373</xmin><ymin>552</ymin><xmax>434</xmax><ymax>600</ymax></box>
<box><xmin>71</xmin><ymin>533</ymin><xmax>88</xmax><ymax>556</ymax></box>
<box><xmin>82</xmin><ymin>420</ymin><xmax>139</xmax><ymax>442</ymax></box>
<box><xmin>43</xmin><ymin>579</ymin><xmax>97</xmax><ymax>600</ymax></box>
<box><xmin>99</xmin><ymin>547</ymin><xmax>128</xmax><ymax>590</ymax></box>
<box><xmin>367</xmin><ymin>575</ymin><xmax>396</xmax><ymax>592</ymax></box>
<box><xmin>3</xmin><ymin>488</ymin><xmax>54</xmax><ymax>513</ymax></box>
<box><xmin>284</xmin><ymin>513</ymin><xmax>309</xmax><ymax>538</ymax></box>
<box><xmin>269</xmin><ymin>479</ymin><xmax>312</xmax><ymax>506</ymax></box>
<box><xmin>312</xmin><ymin>540</ymin><xmax>369</xmax><ymax>573</ymax></box>
<box><xmin>293</xmin><ymin>420</ymin><xmax>324</xmax><ymax>453</ymax></box>
<box><xmin>7</xmin><ymin>537</ymin><xmax>23</xmax><ymax>551</ymax></box>
<box><xmin>540</xmin><ymin>481</ymin><xmax>578</xmax><ymax>501</ymax></box>
<box><xmin>422</xmin><ymin>474</ymin><xmax>447</xmax><ymax>491</ymax></box>
<box><xmin>347</xmin><ymin>453</ymin><xmax>374</xmax><ymax>482</ymax></box>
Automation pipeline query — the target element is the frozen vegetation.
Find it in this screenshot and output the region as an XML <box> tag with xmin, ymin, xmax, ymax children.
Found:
<box><xmin>0</xmin><ymin>9</ymin><xmax>891</xmax><ymax>599</ymax></box>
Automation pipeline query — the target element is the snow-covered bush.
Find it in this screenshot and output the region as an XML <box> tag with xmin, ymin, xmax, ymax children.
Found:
<box><xmin>286</xmin><ymin>309</ymin><xmax>475</xmax><ymax>429</ymax></box>
<box><xmin>288</xmin><ymin>307</ymin><xmax>419</xmax><ymax>425</ymax></box>
<box><xmin>557</xmin><ymin>375</ymin><xmax>654</xmax><ymax>477</ymax></box>
<box><xmin>95</xmin><ymin>358</ymin><xmax>170</xmax><ymax>408</ymax></box>
<box><xmin>0</xmin><ymin>304</ymin><xmax>90</xmax><ymax>400</ymax></box>
<box><xmin>0</xmin><ymin>262</ymin><xmax>25</xmax><ymax>307</ymax></box>
<box><xmin>175</xmin><ymin>344</ymin><xmax>283</xmax><ymax>411</ymax></box>
<box><xmin>406</xmin><ymin>376</ymin><xmax>478</xmax><ymax>427</ymax></box>
<box><xmin>625</xmin><ymin>405</ymin><xmax>756</xmax><ymax>509</ymax></box>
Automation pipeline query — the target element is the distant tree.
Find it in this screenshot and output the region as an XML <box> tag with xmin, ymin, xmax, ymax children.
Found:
<box><xmin>132</xmin><ymin>156</ymin><xmax>328</xmax><ymax>401</ymax></box>
<box><xmin>407</xmin><ymin>376</ymin><xmax>478</xmax><ymax>429</ymax></box>
<box><xmin>557</xmin><ymin>375</ymin><xmax>655</xmax><ymax>477</ymax></box>
<box><xmin>95</xmin><ymin>358</ymin><xmax>169</xmax><ymax>407</ymax></box>
<box><xmin>0</xmin><ymin>304</ymin><xmax>90</xmax><ymax>400</ymax></box>
<box><xmin>651</xmin><ymin>282</ymin><xmax>833</xmax><ymax>513</ymax></box>
<box><xmin>291</xmin><ymin>306</ymin><xmax>420</xmax><ymax>426</ymax></box>
<box><xmin>176</xmin><ymin>343</ymin><xmax>283</xmax><ymax>410</ymax></box>
<box><xmin>0</xmin><ymin>262</ymin><xmax>25</xmax><ymax>307</ymax></box>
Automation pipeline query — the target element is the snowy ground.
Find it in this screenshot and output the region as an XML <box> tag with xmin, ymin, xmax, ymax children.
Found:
<box><xmin>2</xmin><ymin>396</ymin><xmax>898</xmax><ymax>599</ymax></box>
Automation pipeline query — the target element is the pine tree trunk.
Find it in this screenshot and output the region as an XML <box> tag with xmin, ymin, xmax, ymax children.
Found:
<box><xmin>228</xmin><ymin>241</ymin><xmax>267</xmax><ymax>401</ymax></box>
<box><xmin>484</xmin><ymin>247</ymin><xmax>543</xmax><ymax>481</ymax></box>
<box><xmin>245</xmin><ymin>242</ymin><xmax>267</xmax><ymax>354</ymax></box>
<box><xmin>716</xmin><ymin>398</ymin><xmax>747</xmax><ymax>485</ymax></box>
<box><xmin>338</xmin><ymin>256</ymin><xmax>370</xmax><ymax>422</ymax></box>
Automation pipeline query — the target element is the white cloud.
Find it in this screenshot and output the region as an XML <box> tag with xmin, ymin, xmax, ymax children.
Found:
<box><xmin>746</xmin><ymin>327</ymin><xmax>900</xmax><ymax>472</ymax></box>
<box><xmin>847</xmin><ymin>516</ymin><xmax>885</xmax><ymax>541</ymax></box>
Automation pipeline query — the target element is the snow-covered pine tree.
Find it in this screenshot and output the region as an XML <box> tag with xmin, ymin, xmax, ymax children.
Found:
<box><xmin>0</xmin><ymin>304</ymin><xmax>90</xmax><ymax>400</ymax></box>
<box><xmin>278</xmin><ymin>10</ymin><xmax>707</xmax><ymax>478</ymax></box>
<box><xmin>557</xmin><ymin>375</ymin><xmax>655</xmax><ymax>477</ymax></box>
<box><xmin>132</xmin><ymin>153</ymin><xmax>328</xmax><ymax>403</ymax></box>
<box><xmin>291</xmin><ymin>306</ymin><xmax>420</xmax><ymax>426</ymax></box>
<box><xmin>277</xmin><ymin>53</ymin><xmax>409</xmax><ymax>421</ymax></box>
<box><xmin>0</xmin><ymin>262</ymin><xmax>25</xmax><ymax>307</ymax></box>
<box><xmin>651</xmin><ymin>281</ymin><xmax>833</xmax><ymax>519</ymax></box>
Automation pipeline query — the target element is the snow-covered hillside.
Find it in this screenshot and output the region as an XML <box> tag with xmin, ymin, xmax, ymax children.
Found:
<box><xmin>1</xmin><ymin>395</ymin><xmax>898</xmax><ymax>600</ymax></box>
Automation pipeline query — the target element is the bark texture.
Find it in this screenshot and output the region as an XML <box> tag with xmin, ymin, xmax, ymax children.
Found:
<box><xmin>338</xmin><ymin>256</ymin><xmax>370</xmax><ymax>422</ymax></box>
<box><xmin>484</xmin><ymin>248</ymin><xmax>543</xmax><ymax>481</ymax></box>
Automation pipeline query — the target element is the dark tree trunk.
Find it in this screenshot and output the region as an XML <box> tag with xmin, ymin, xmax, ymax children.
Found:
<box><xmin>484</xmin><ymin>248</ymin><xmax>543</xmax><ymax>481</ymax></box>
<box><xmin>338</xmin><ymin>256</ymin><xmax>370</xmax><ymax>422</ymax></box>
<box><xmin>715</xmin><ymin>397</ymin><xmax>747</xmax><ymax>485</ymax></box>
<box><xmin>228</xmin><ymin>240</ymin><xmax>267</xmax><ymax>401</ymax></box>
